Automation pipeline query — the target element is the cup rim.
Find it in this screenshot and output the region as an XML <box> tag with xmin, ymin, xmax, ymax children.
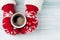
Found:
<box><xmin>11</xmin><ymin>12</ymin><xmax>27</xmax><ymax>28</ymax></box>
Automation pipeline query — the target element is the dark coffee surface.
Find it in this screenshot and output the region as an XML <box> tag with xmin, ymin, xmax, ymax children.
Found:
<box><xmin>12</xmin><ymin>14</ymin><xmax>25</xmax><ymax>26</ymax></box>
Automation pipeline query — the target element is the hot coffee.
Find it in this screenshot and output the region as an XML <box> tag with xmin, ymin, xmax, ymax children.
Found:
<box><xmin>11</xmin><ymin>12</ymin><xmax>26</xmax><ymax>28</ymax></box>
